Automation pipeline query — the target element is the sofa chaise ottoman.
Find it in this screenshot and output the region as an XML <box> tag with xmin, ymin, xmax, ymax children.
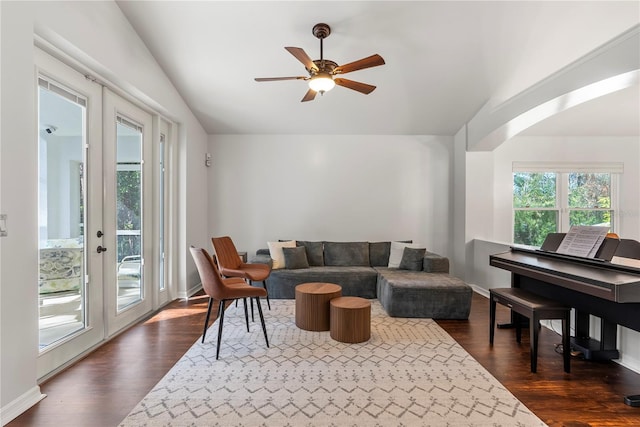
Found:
<box><xmin>375</xmin><ymin>268</ymin><xmax>472</xmax><ymax>319</ymax></box>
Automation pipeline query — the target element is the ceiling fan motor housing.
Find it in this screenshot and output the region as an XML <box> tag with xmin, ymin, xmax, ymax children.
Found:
<box><xmin>309</xmin><ymin>59</ymin><xmax>337</xmax><ymax>75</ymax></box>
<box><xmin>312</xmin><ymin>23</ymin><xmax>331</xmax><ymax>39</ymax></box>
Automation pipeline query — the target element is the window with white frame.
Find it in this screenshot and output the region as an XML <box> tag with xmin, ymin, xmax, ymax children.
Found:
<box><xmin>512</xmin><ymin>162</ymin><xmax>622</xmax><ymax>247</ymax></box>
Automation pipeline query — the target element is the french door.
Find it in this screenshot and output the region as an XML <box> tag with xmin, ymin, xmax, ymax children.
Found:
<box><xmin>37</xmin><ymin>49</ymin><xmax>161</xmax><ymax>377</ymax></box>
<box><xmin>36</xmin><ymin>49</ymin><xmax>104</xmax><ymax>378</ymax></box>
<box><xmin>102</xmin><ymin>89</ymin><xmax>153</xmax><ymax>336</ymax></box>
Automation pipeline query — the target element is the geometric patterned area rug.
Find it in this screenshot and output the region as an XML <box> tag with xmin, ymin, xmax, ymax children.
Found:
<box><xmin>120</xmin><ymin>300</ymin><xmax>547</xmax><ymax>427</ymax></box>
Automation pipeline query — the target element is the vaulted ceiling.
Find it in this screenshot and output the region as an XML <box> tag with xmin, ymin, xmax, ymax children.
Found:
<box><xmin>116</xmin><ymin>1</ymin><xmax>639</xmax><ymax>137</ymax></box>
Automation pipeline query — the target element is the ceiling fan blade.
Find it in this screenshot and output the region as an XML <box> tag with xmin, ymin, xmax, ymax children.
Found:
<box><xmin>301</xmin><ymin>89</ymin><xmax>317</xmax><ymax>102</ymax></box>
<box><xmin>334</xmin><ymin>78</ymin><xmax>376</xmax><ymax>95</ymax></box>
<box><xmin>334</xmin><ymin>54</ymin><xmax>385</xmax><ymax>74</ymax></box>
<box><xmin>285</xmin><ymin>47</ymin><xmax>319</xmax><ymax>72</ymax></box>
<box><xmin>254</xmin><ymin>76</ymin><xmax>307</xmax><ymax>82</ymax></box>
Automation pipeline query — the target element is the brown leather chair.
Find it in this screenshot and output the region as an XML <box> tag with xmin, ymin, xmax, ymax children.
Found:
<box><xmin>211</xmin><ymin>236</ymin><xmax>271</xmax><ymax>309</ymax></box>
<box><xmin>189</xmin><ymin>246</ymin><xmax>269</xmax><ymax>360</ymax></box>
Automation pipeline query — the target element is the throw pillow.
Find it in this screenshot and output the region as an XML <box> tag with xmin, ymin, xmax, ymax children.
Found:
<box><xmin>369</xmin><ymin>242</ymin><xmax>391</xmax><ymax>267</ymax></box>
<box><xmin>297</xmin><ymin>241</ymin><xmax>324</xmax><ymax>266</ymax></box>
<box><xmin>388</xmin><ymin>241</ymin><xmax>423</xmax><ymax>268</ymax></box>
<box><xmin>370</xmin><ymin>240</ymin><xmax>413</xmax><ymax>266</ymax></box>
<box><xmin>267</xmin><ymin>240</ymin><xmax>296</xmax><ymax>269</ymax></box>
<box><xmin>283</xmin><ymin>246</ymin><xmax>310</xmax><ymax>269</ymax></box>
<box><xmin>399</xmin><ymin>247</ymin><xmax>426</xmax><ymax>271</ymax></box>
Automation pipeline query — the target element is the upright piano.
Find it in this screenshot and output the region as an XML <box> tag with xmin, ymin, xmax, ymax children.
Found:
<box><xmin>490</xmin><ymin>236</ymin><xmax>640</xmax><ymax>361</ymax></box>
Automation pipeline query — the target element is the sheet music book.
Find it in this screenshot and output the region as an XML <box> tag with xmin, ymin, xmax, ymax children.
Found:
<box><xmin>556</xmin><ymin>225</ymin><xmax>609</xmax><ymax>258</ymax></box>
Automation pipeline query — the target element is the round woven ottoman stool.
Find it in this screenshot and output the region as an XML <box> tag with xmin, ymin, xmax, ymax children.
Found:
<box><xmin>295</xmin><ymin>282</ymin><xmax>342</xmax><ymax>331</ymax></box>
<box><xmin>330</xmin><ymin>296</ymin><xmax>371</xmax><ymax>343</ymax></box>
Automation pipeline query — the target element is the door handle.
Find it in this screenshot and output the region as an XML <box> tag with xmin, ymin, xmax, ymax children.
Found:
<box><xmin>97</xmin><ymin>245</ymin><xmax>107</xmax><ymax>253</ymax></box>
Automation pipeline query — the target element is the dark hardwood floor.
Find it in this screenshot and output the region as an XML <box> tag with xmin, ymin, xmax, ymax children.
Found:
<box><xmin>9</xmin><ymin>292</ymin><xmax>640</xmax><ymax>426</ymax></box>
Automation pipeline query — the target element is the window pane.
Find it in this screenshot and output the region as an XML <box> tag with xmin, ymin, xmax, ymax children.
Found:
<box><xmin>569</xmin><ymin>210</ymin><xmax>613</xmax><ymax>231</ymax></box>
<box><xmin>514</xmin><ymin>210</ymin><xmax>558</xmax><ymax>246</ymax></box>
<box><xmin>513</xmin><ymin>172</ymin><xmax>556</xmax><ymax>208</ymax></box>
<box><xmin>568</xmin><ymin>173</ymin><xmax>611</xmax><ymax>208</ymax></box>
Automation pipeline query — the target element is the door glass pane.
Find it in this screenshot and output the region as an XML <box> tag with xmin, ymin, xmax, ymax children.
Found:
<box><xmin>38</xmin><ymin>84</ymin><xmax>87</xmax><ymax>349</ymax></box>
<box><xmin>116</xmin><ymin>120</ymin><xmax>143</xmax><ymax>310</ymax></box>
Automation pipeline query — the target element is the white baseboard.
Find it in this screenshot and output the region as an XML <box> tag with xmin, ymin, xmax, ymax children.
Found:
<box><xmin>177</xmin><ymin>282</ymin><xmax>203</xmax><ymax>300</ymax></box>
<box><xmin>1</xmin><ymin>386</ymin><xmax>46</xmax><ymax>426</ymax></box>
<box><xmin>470</xmin><ymin>283</ymin><xmax>489</xmax><ymax>298</ymax></box>
<box><xmin>617</xmin><ymin>351</ymin><xmax>640</xmax><ymax>374</ymax></box>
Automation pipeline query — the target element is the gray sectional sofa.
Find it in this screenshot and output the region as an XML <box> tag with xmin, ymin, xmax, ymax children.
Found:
<box><xmin>252</xmin><ymin>240</ymin><xmax>472</xmax><ymax>319</ymax></box>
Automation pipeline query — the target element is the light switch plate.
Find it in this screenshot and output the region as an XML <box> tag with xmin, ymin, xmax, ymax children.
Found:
<box><xmin>0</xmin><ymin>214</ymin><xmax>7</xmax><ymax>237</ymax></box>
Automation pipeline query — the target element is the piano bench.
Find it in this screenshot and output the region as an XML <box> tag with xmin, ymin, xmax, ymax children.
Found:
<box><xmin>489</xmin><ymin>287</ymin><xmax>571</xmax><ymax>373</ymax></box>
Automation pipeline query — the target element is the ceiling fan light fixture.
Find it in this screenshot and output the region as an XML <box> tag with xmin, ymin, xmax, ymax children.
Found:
<box><xmin>308</xmin><ymin>73</ymin><xmax>335</xmax><ymax>93</ymax></box>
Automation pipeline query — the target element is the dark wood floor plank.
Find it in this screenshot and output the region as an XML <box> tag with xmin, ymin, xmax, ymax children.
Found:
<box><xmin>437</xmin><ymin>293</ymin><xmax>640</xmax><ymax>427</ymax></box>
<box><xmin>8</xmin><ymin>294</ymin><xmax>214</xmax><ymax>427</ymax></box>
<box><xmin>8</xmin><ymin>292</ymin><xmax>640</xmax><ymax>426</ymax></box>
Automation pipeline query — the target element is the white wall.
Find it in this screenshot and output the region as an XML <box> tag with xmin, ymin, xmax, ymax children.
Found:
<box><xmin>0</xmin><ymin>1</ymin><xmax>208</xmax><ymax>422</ymax></box>
<box><xmin>208</xmin><ymin>134</ymin><xmax>453</xmax><ymax>259</ymax></box>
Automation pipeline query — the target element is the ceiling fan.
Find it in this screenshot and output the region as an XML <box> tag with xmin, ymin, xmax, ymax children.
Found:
<box><xmin>254</xmin><ymin>23</ymin><xmax>385</xmax><ymax>102</ymax></box>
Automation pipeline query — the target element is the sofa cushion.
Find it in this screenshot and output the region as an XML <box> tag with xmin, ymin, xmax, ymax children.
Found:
<box><xmin>388</xmin><ymin>241</ymin><xmax>423</xmax><ymax>268</ymax></box>
<box><xmin>297</xmin><ymin>241</ymin><xmax>324</xmax><ymax>266</ymax></box>
<box><xmin>399</xmin><ymin>247</ymin><xmax>426</xmax><ymax>271</ymax></box>
<box><xmin>324</xmin><ymin>241</ymin><xmax>370</xmax><ymax>266</ymax></box>
<box><xmin>266</xmin><ymin>266</ymin><xmax>378</xmax><ymax>299</ymax></box>
<box><xmin>267</xmin><ymin>240</ymin><xmax>296</xmax><ymax>269</ymax></box>
<box><xmin>369</xmin><ymin>242</ymin><xmax>391</xmax><ymax>267</ymax></box>
<box><xmin>283</xmin><ymin>246</ymin><xmax>309</xmax><ymax>269</ymax></box>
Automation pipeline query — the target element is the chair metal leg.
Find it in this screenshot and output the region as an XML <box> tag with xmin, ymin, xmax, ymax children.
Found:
<box><xmin>246</xmin><ymin>279</ymin><xmax>256</xmax><ymax>322</ymax></box>
<box><xmin>202</xmin><ymin>297</ymin><xmax>214</xmax><ymax>343</ymax></box>
<box><xmin>216</xmin><ymin>300</ymin><xmax>226</xmax><ymax>360</ymax></box>
<box><xmin>489</xmin><ymin>297</ymin><xmax>496</xmax><ymax>345</ymax></box>
<box><xmin>262</xmin><ymin>280</ymin><xmax>271</xmax><ymax>310</ymax></box>
<box><xmin>242</xmin><ymin>298</ymin><xmax>250</xmax><ymax>332</ymax></box>
<box><xmin>255</xmin><ymin>297</ymin><xmax>269</xmax><ymax>348</ymax></box>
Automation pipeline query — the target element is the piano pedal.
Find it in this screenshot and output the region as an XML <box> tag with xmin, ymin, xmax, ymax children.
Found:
<box><xmin>555</xmin><ymin>343</ymin><xmax>584</xmax><ymax>358</ymax></box>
